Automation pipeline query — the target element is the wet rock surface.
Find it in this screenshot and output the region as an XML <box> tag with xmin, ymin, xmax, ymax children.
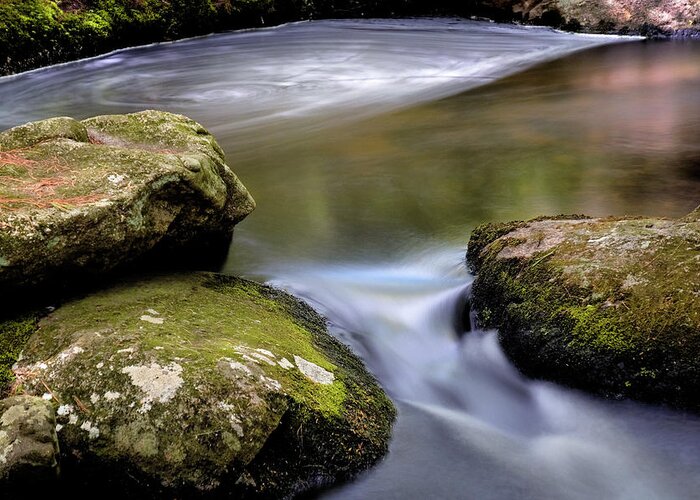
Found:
<box><xmin>11</xmin><ymin>272</ymin><xmax>395</xmax><ymax>497</ymax></box>
<box><xmin>0</xmin><ymin>110</ymin><xmax>255</xmax><ymax>293</ymax></box>
<box><xmin>468</xmin><ymin>208</ymin><xmax>700</xmax><ymax>412</ymax></box>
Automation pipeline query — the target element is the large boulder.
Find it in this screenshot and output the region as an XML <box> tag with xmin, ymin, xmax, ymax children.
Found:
<box><xmin>468</xmin><ymin>207</ymin><xmax>700</xmax><ymax>412</ymax></box>
<box><xmin>0</xmin><ymin>395</ymin><xmax>60</xmax><ymax>491</ymax></box>
<box><xmin>0</xmin><ymin>110</ymin><xmax>255</xmax><ymax>293</ymax></box>
<box><xmin>11</xmin><ymin>273</ymin><xmax>395</xmax><ymax>496</ymax></box>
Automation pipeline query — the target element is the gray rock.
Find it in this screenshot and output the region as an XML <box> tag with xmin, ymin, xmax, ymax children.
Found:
<box><xmin>0</xmin><ymin>395</ymin><xmax>60</xmax><ymax>489</ymax></box>
<box><xmin>12</xmin><ymin>273</ymin><xmax>395</xmax><ymax>497</ymax></box>
<box><xmin>0</xmin><ymin>110</ymin><xmax>255</xmax><ymax>291</ymax></box>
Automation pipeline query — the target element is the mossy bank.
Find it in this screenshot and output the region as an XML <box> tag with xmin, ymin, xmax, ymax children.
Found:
<box><xmin>467</xmin><ymin>208</ymin><xmax>700</xmax><ymax>412</ymax></box>
<box><xmin>9</xmin><ymin>272</ymin><xmax>395</xmax><ymax>496</ymax></box>
<box><xmin>2</xmin><ymin>0</ymin><xmax>699</xmax><ymax>77</ymax></box>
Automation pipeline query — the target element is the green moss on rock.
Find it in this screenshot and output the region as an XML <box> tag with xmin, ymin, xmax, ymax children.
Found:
<box><xmin>0</xmin><ymin>116</ymin><xmax>89</xmax><ymax>150</ymax></box>
<box><xmin>0</xmin><ymin>314</ymin><xmax>39</xmax><ymax>396</ymax></box>
<box><xmin>468</xmin><ymin>210</ymin><xmax>700</xmax><ymax>412</ymax></box>
<box><xmin>12</xmin><ymin>272</ymin><xmax>395</xmax><ymax>496</ymax></box>
<box><xmin>0</xmin><ymin>110</ymin><xmax>255</xmax><ymax>293</ymax></box>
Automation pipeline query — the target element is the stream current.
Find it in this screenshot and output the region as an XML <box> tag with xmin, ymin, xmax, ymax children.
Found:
<box><xmin>2</xmin><ymin>18</ymin><xmax>700</xmax><ymax>499</ymax></box>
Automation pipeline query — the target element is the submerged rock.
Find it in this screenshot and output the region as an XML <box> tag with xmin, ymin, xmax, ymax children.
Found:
<box><xmin>468</xmin><ymin>208</ymin><xmax>700</xmax><ymax>412</ymax></box>
<box><xmin>0</xmin><ymin>110</ymin><xmax>255</xmax><ymax>293</ymax></box>
<box><xmin>12</xmin><ymin>273</ymin><xmax>395</xmax><ymax>496</ymax></box>
<box><xmin>0</xmin><ymin>395</ymin><xmax>60</xmax><ymax>490</ymax></box>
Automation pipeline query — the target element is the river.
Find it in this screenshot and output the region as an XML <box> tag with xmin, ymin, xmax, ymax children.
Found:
<box><xmin>2</xmin><ymin>18</ymin><xmax>700</xmax><ymax>499</ymax></box>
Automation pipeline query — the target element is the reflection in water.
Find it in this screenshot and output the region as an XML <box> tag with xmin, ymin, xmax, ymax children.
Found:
<box><xmin>2</xmin><ymin>19</ymin><xmax>700</xmax><ymax>500</ymax></box>
<box><xmin>219</xmin><ymin>40</ymin><xmax>700</xmax><ymax>269</ymax></box>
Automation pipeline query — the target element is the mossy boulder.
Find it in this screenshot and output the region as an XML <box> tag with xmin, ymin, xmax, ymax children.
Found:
<box><xmin>0</xmin><ymin>395</ymin><xmax>60</xmax><ymax>492</ymax></box>
<box><xmin>0</xmin><ymin>110</ymin><xmax>255</xmax><ymax>293</ymax></box>
<box><xmin>11</xmin><ymin>272</ymin><xmax>395</xmax><ymax>496</ymax></box>
<box><xmin>467</xmin><ymin>208</ymin><xmax>700</xmax><ymax>412</ymax></box>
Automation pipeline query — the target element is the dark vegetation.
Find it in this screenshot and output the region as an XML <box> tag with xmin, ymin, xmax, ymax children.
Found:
<box><xmin>0</xmin><ymin>311</ymin><xmax>38</xmax><ymax>396</ymax></box>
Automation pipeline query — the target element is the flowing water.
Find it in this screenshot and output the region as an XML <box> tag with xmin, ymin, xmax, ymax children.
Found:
<box><xmin>2</xmin><ymin>18</ymin><xmax>700</xmax><ymax>499</ymax></box>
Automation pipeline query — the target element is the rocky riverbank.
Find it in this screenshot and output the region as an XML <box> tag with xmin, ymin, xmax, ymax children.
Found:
<box><xmin>2</xmin><ymin>0</ymin><xmax>699</xmax><ymax>76</ymax></box>
<box><xmin>474</xmin><ymin>0</ymin><xmax>700</xmax><ymax>36</ymax></box>
<box><xmin>467</xmin><ymin>208</ymin><xmax>700</xmax><ymax>412</ymax></box>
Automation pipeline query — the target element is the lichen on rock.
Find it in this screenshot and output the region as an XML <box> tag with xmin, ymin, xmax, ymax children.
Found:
<box><xmin>0</xmin><ymin>395</ymin><xmax>60</xmax><ymax>492</ymax></box>
<box><xmin>0</xmin><ymin>110</ymin><xmax>255</xmax><ymax>294</ymax></box>
<box><xmin>11</xmin><ymin>272</ymin><xmax>395</xmax><ymax>496</ymax></box>
<box><xmin>468</xmin><ymin>207</ymin><xmax>700</xmax><ymax>412</ymax></box>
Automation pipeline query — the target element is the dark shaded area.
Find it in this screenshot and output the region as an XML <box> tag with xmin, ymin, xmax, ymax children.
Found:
<box><xmin>0</xmin><ymin>311</ymin><xmax>40</xmax><ymax>397</ymax></box>
<box><xmin>0</xmin><ymin>228</ymin><xmax>234</xmax><ymax>308</ymax></box>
